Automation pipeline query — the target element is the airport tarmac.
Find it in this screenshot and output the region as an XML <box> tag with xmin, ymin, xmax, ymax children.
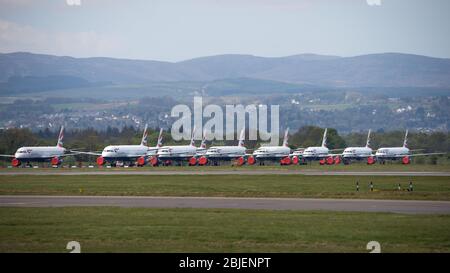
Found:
<box><xmin>1</xmin><ymin>195</ymin><xmax>449</xmax><ymax>214</ymax></box>
<box><xmin>0</xmin><ymin>170</ymin><xmax>449</xmax><ymax>176</ymax></box>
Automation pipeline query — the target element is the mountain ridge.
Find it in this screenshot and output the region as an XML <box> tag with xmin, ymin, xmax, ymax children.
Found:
<box><xmin>1</xmin><ymin>51</ymin><xmax>450</xmax><ymax>89</ymax></box>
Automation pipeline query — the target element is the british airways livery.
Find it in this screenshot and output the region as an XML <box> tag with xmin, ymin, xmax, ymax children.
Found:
<box><xmin>0</xmin><ymin>126</ymin><xmax>77</xmax><ymax>167</ymax></box>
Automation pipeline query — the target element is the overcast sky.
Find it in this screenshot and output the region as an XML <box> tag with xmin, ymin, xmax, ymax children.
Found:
<box><xmin>0</xmin><ymin>0</ymin><xmax>449</xmax><ymax>61</ymax></box>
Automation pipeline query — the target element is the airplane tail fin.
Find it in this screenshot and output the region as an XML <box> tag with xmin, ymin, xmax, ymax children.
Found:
<box><xmin>140</xmin><ymin>124</ymin><xmax>148</xmax><ymax>146</ymax></box>
<box><xmin>403</xmin><ymin>129</ymin><xmax>408</xmax><ymax>148</ymax></box>
<box><xmin>238</xmin><ymin>127</ymin><xmax>245</xmax><ymax>147</ymax></box>
<box><xmin>366</xmin><ymin>129</ymin><xmax>371</xmax><ymax>148</ymax></box>
<box><xmin>282</xmin><ymin>128</ymin><xmax>289</xmax><ymax>147</ymax></box>
<box><xmin>156</xmin><ymin>128</ymin><xmax>163</xmax><ymax>148</ymax></box>
<box><xmin>200</xmin><ymin>129</ymin><xmax>207</xmax><ymax>149</ymax></box>
<box><xmin>190</xmin><ymin>126</ymin><xmax>196</xmax><ymax>147</ymax></box>
<box><xmin>56</xmin><ymin>126</ymin><xmax>64</xmax><ymax>148</ymax></box>
<box><xmin>321</xmin><ymin>128</ymin><xmax>328</xmax><ymax>147</ymax></box>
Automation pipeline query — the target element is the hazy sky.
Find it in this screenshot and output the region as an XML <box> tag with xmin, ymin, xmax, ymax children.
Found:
<box><xmin>0</xmin><ymin>0</ymin><xmax>449</xmax><ymax>61</ymax></box>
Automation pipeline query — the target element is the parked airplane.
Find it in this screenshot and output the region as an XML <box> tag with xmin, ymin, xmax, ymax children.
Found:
<box><xmin>81</xmin><ymin>124</ymin><xmax>160</xmax><ymax>167</ymax></box>
<box><xmin>248</xmin><ymin>128</ymin><xmax>291</xmax><ymax>165</ymax></box>
<box><xmin>147</xmin><ymin>128</ymin><xmax>164</xmax><ymax>156</ymax></box>
<box><xmin>294</xmin><ymin>128</ymin><xmax>342</xmax><ymax>165</ymax></box>
<box><xmin>199</xmin><ymin>128</ymin><xmax>247</xmax><ymax>166</ymax></box>
<box><xmin>374</xmin><ymin>130</ymin><xmax>443</xmax><ymax>164</ymax></box>
<box><xmin>290</xmin><ymin>148</ymin><xmax>305</xmax><ymax>164</ymax></box>
<box><xmin>0</xmin><ymin>126</ymin><xmax>77</xmax><ymax>167</ymax></box>
<box><xmin>155</xmin><ymin>128</ymin><xmax>198</xmax><ymax>166</ymax></box>
<box><xmin>301</xmin><ymin>128</ymin><xmax>330</xmax><ymax>162</ymax></box>
<box><xmin>340</xmin><ymin>130</ymin><xmax>373</xmax><ymax>164</ymax></box>
<box><xmin>196</xmin><ymin>129</ymin><xmax>208</xmax><ymax>156</ymax></box>
<box><xmin>146</xmin><ymin>128</ymin><xmax>164</xmax><ymax>166</ymax></box>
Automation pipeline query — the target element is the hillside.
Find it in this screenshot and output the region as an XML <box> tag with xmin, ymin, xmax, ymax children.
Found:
<box><xmin>0</xmin><ymin>52</ymin><xmax>450</xmax><ymax>92</ymax></box>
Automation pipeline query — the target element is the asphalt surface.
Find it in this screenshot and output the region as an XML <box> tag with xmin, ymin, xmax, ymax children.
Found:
<box><xmin>1</xmin><ymin>195</ymin><xmax>449</xmax><ymax>214</ymax></box>
<box><xmin>0</xmin><ymin>170</ymin><xmax>449</xmax><ymax>176</ymax></box>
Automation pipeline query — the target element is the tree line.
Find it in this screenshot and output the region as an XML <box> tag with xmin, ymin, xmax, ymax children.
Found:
<box><xmin>1</xmin><ymin>126</ymin><xmax>448</xmax><ymax>155</ymax></box>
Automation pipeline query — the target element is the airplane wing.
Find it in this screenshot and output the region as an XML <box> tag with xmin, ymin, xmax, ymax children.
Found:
<box><xmin>60</xmin><ymin>151</ymin><xmax>96</xmax><ymax>157</ymax></box>
<box><xmin>327</xmin><ymin>153</ymin><xmax>343</xmax><ymax>157</ymax></box>
<box><xmin>0</xmin><ymin>154</ymin><xmax>15</xmax><ymax>158</ymax></box>
<box><xmin>69</xmin><ymin>151</ymin><xmax>102</xmax><ymax>156</ymax></box>
<box><xmin>396</xmin><ymin>152</ymin><xmax>446</xmax><ymax>158</ymax></box>
<box><xmin>329</xmin><ymin>148</ymin><xmax>345</xmax><ymax>152</ymax></box>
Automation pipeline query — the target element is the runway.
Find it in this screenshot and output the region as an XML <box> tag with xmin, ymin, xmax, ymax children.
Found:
<box><xmin>0</xmin><ymin>170</ymin><xmax>449</xmax><ymax>176</ymax></box>
<box><xmin>1</xmin><ymin>195</ymin><xmax>449</xmax><ymax>214</ymax></box>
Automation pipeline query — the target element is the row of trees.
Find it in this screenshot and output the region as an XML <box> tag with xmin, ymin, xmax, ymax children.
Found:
<box><xmin>1</xmin><ymin>126</ymin><xmax>449</xmax><ymax>155</ymax></box>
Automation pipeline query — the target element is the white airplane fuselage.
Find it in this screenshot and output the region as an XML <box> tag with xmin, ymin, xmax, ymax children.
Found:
<box><xmin>302</xmin><ymin>146</ymin><xmax>330</xmax><ymax>160</ymax></box>
<box><xmin>342</xmin><ymin>147</ymin><xmax>373</xmax><ymax>160</ymax></box>
<box><xmin>196</xmin><ymin>147</ymin><xmax>207</xmax><ymax>156</ymax></box>
<box><xmin>205</xmin><ymin>146</ymin><xmax>246</xmax><ymax>159</ymax></box>
<box><xmin>253</xmin><ymin>146</ymin><xmax>290</xmax><ymax>159</ymax></box>
<box><xmin>375</xmin><ymin>147</ymin><xmax>410</xmax><ymax>160</ymax></box>
<box><xmin>14</xmin><ymin>146</ymin><xmax>66</xmax><ymax>161</ymax></box>
<box><xmin>146</xmin><ymin>147</ymin><xmax>159</xmax><ymax>157</ymax></box>
<box><xmin>157</xmin><ymin>145</ymin><xmax>197</xmax><ymax>160</ymax></box>
<box><xmin>291</xmin><ymin>149</ymin><xmax>304</xmax><ymax>157</ymax></box>
<box><xmin>101</xmin><ymin>145</ymin><xmax>149</xmax><ymax>161</ymax></box>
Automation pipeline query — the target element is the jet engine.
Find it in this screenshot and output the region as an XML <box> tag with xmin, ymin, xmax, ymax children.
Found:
<box><xmin>198</xmin><ymin>156</ymin><xmax>208</xmax><ymax>166</ymax></box>
<box><xmin>150</xmin><ymin>156</ymin><xmax>159</xmax><ymax>166</ymax></box>
<box><xmin>236</xmin><ymin>157</ymin><xmax>245</xmax><ymax>166</ymax></box>
<box><xmin>51</xmin><ymin>156</ymin><xmax>62</xmax><ymax>166</ymax></box>
<box><xmin>137</xmin><ymin>156</ymin><xmax>147</xmax><ymax>167</ymax></box>
<box><xmin>247</xmin><ymin>156</ymin><xmax>256</xmax><ymax>165</ymax></box>
<box><xmin>334</xmin><ymin>156</ymin><xmax>341</xmax><ymax>165</ymax></box>
<box><xmin>11</xmin><ymin>158</ymin><xmax>21</xmax><ymax>167</ymax></box>
<box><xmin>326</xmin><ymin>156</ymin><xmax>334</xmax><ymax>165</ymax></box>
<box><xmin>96</xmin><ymin>156</ymin><xmax>105</xmax><ymax>166</ymax></box>
<box><xmin>189</xmin><ymin>157</ymin><xmax>197</xmax><ymax>166</ymax></box>
<box><xmin>402</xmin><ymin>156</ymin><xmax>410</xmax><ymax>164</ymax></box>
<box><xmin>280</xmin><ymin>156</ymin><xmax>291</xmax><ymax>165</ymax></box>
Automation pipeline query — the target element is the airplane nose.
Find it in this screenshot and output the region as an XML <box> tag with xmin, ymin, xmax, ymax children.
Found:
<box><xmin>15</xmin><ymin>150</ymin><xmax>26</xmax><ymax>158</ymax></box>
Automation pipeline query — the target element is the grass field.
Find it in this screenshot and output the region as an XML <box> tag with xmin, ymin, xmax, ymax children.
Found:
<box><xmin>0</xmin><ymin>175</ymin><xmax>449</xmax><ymax>200</ymax></box>
<box><xmin>0</xmin><ymin>162</ymin><xmax>449</xmax><ymax>172</ymax></box>
<box><xmin>0</xmin><ymin>207</ymin><xmax>449</xmax><ymax>253</ymax></box>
